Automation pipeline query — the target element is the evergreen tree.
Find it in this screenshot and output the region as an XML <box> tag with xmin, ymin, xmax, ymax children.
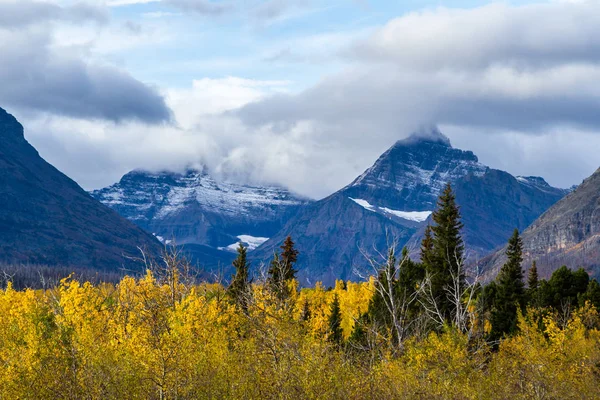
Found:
<box><xmin>420</xmin><ymin>224</ymin><xmax>434</xmax><ymax>271</ymax></box>
<box><xmin>267</xmin><ymin>252</ymin><xmax>284</xmax><ymax>298</ymax></box>
<box><xmin>368</xmin><ymin>248</ymin><xmax>397</xmax><ymax>328</ymax></box>
<box><xmin>328</xmin><ymin>293</ymin><xmax>344</xmax><ymax>347</ymax></box>
<box><xmin>428</xmin><ymin>183</ymin><xmax>465</xmax><ymax>323</ymax></box>
<box><xmin>348</xmin><ymin>312</ymin><xmax>370</xmax><ymax>351</ymax></box>
<box><xmin>227</xmin><ymin>243</ymin><xmax>250</xmax><ymax>310</ymax></box>
<box><xmin>267</xmin><ymin>237</ymin><xmax>299</xmax><ymax>302</ymax></box>
<box><xmin>490</xmin><ymin>229</ymin><xmax>525</xmax><ymax>340</ymax></box>
<box><xmin>527</xmin><ymin>260</ymin><xmax>540</xmax><ymax>306</ymax></box>
<box><xmin>397</xmin><ymin>247</ymin><xmax>425</xmax><ymax>322</ymax></box>
<box><xmin>280</xmin><ymin>236</ymin><xmax>299</xmax><ymax>281</ymax></box>
<box><xmin>579</xmin><ymin>279</ymin><xmax>600</xmax><ymax>309</ymax></box>
<box><xmin>300</xmin><ymin>299</ymin><xmax>311</xmax><ymax>322</ymax></box>
<box><xmin>528</xmin><ymin>261</ymin><xmax>539</xmax><ymax>290</ymax></box>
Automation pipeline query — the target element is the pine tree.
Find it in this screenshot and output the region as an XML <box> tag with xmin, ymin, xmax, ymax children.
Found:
<box><xmin>490</xmin><ymin>229</ymin><xmax>525</xmax><ymax>340</ymax></box>
<box><xmin>267</xmin><ymin>252</ymin><xmax>284</xmax><ymax>298</ymax></box>
<box><xmin>280</xmin><ymin>236</ymin><xmax>299</xmax><ymax>281</ymax></box>
<box><xmin>267</xmin><ymin>237</ymin><xmax>299</xmax><ymax>303</ymax></box>
<box><xmin>328</xmin><ymin>293</ymin><xmax>344</xmax><ymax>347</ymax></box>
<box><xmin>397</xmin><ymin>246</ymin><xmax>425</xmax><ymax>322</ymax></box>
<box><xmin>528</xmin><ymin>261</ymin><xmax>539</xmax><ymax>290</ymax></box>
<box><xmin>348</xmin><ymin>312</ymin><xmax>370</xmax><ymax>351</ymax></box>
<box><xmin>428</xmin><ymin>183</ymin><xmax>465</xmax><ymax>323</ymax></box>
<box><xmin>368</xmin><ymin>248</ymin><xmax>397</xmax><ymax>328</ymax></box>
<box><xmin>300</xmin><ymin>299</ymin><xmax>311</xmax><ymax>322</ymax></box>
<box><xmin>227</xmin><ymin>243</ymin><xmax>250</xmax><ymax>310</ymax></box>
<box><xmin>420</xmin><ymin>224</ymin><xmax>434</xmax><ymax>271</ymax></box>
<box><xmin>527</xmin><ymin>260</ymin><xmax>539</xmax><ymax>306</ymax></box>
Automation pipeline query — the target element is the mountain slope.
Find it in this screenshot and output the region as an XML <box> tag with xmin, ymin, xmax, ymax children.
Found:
<box><xmin>91</xmin><ymin>169</ymin><xmax>310</xmax><ymax>254</ymax></box>
<box><xmin>0</xmin><ymin>107</ymin><xmax>162</xmax><ymax>270</ymax></box>
<box><xmin>253</xmin><ymin>128</ymin><xmax>566</xmax><ymax>286</ymax></box>
<box><xmin>481</xmin><ymin>167</ymin><xmax>600</xmax><ymax>280</ymax></box>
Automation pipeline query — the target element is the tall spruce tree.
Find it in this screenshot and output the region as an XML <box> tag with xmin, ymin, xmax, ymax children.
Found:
<box><xmin>428</xmin><ymin>183</ymin><xmax>465</xmax><ymax>323</ymax></box>
<box><xmin>527</xmin><ymin>260</ymin><xmax>539</xmax><ymax>306</ymax></box>
<box><xmin>328</xmin><ymin>293</ymin><xmax>344</xmax><ymax>347</ymax></box>
<box><xmin>228</xmin><ymin>243</ymin><xmax>251</xmax><ymax>310</ymax></box>
<box><xmin>528</xmin><ymin>261</ymin><xmax>539</xmax><ymax>290</ymax></box>
<box><xmin>267</xmin><ymin>237</ymin><xmax>299</xmax><ymax>302</ymax></box>
<box><xmin>490</xmin><ymin>229</ymin><xmax>525</xmax><ymax>340</ymax></box>
<box><xmin>280</xmin><ymin>236</ymin><xmax>299</xmax><ymax>281</ymax></box>
<box><xmin>397</xmin><ymin>247</ymin><xmax>425</xmax><ymax>322</ymax></box>
<box><xmin>420</xmin><ymin>224</ymin><xmax>434</xmax><ymax>271</ymax></box>
<box><xmin>368</xmin><ymin>248</ymin><xmax>397</xmax><ymax>329</ymax></box>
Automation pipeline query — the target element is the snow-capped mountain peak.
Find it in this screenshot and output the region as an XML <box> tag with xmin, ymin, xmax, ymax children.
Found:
<box><xmin>91</xmin><ymin>168</ymin><xmax>310</xmax><ymax>249</ymax></box>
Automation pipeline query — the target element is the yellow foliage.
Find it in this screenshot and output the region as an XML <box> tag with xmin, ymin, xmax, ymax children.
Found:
<box><xmin>1</xmin><ymin>277</ymin><xmax>599</xmax><ymax>399</ymax></box>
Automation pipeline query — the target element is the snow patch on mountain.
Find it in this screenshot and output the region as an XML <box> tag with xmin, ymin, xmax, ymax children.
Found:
<box><xmin>349</xmin><ymin>198</ymin><xmax>376</xmax><ymax>212</ymax></box>
<box><xmin>380</xmin><ymin>208</ymin><xmax>432</xmax><ymax>222</ymax></box>
<box><xmin>349</xmin><ymin>197</ymin><xmax>432</xmax><ymax>222</ymax></box>
<box><xmin>220</xmin><ymin>235</ymin><xmax>270</xmax><ymax>252</ymax></box>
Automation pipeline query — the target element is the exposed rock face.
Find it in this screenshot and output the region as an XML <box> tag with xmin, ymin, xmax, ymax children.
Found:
<box><xmin>344</xmin><ymin>126</ymin><xmax>488</xmax><ymax>212</ymax></box>
<box><xmin>481</xmin><ymin>168</ymin><xmax>600</xmax><ymax>280</ymax></box>
<box><xmin>451</xmin><ymin>170</ymin><xmax>567</xmax><ymax>257</ymax></box>
<box><xmin>0</xmin><ymin>107</ymin><xmax>162</xmax><ymax>270</ymax></box>
<box><xmin>253</xmin><ymin>129</ymin><xmax>566</xmax><ymax>286</ymax></box>
<box><xmin>91</xmin><ymin>168</ymin><xmax>309</xmax><ymax>252</ymax></box>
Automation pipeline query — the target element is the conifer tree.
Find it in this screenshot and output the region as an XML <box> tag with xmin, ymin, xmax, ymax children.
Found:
<box><xmin>280</xmin><ymin>235</ymin><xmax>299</xmax><ymax>281</ymax></box>
<box><xmin>300</xmin><ymin>299</ymin><xmax>311</xmax><ymax>322</ymax></box>
<box><xmin>228</xmin><ymin>243</ymin><xmax>250</xmax><ymax>310</ymax></box>
<box><xmin>428</xmin><ymin>183</ymin><xmax>465</xmax><ymax>323</ymax></box>
<box><xmin>527</xmin><ymin>260</ymin><xmax>539</xmax><ymax>306</ymax></box>
<box><xmin>420</xmin><ymin>224</ymin><xmax>434</xmax><ymax>271</ymax></box>
<box><xmin>368</xmin><ymin>248</ymin><xmax>397</xmax><ymax>328</ymax></box>
<box><xmin>528</xmin><ymin>260</ymin><xmax>539</xmax><ymax>291</ymax></box>
<box><xmin>397</xmin><ymin>246</ymin><xmax>425</xmax><ymax>321</ymax></box>
<box><xmin>328</xmin><ymin>293</ymin><xmax>344</xmax><ymax>347</ymax></box>
<box><xmin>490</xmin><ymin>229</ymin><xmax>525</xmax><ymax>340</ymax></box>
<box><xmin>267</xmin><ymin>236</ymin><xmax>299</xmax><ymax>302</ymax></box>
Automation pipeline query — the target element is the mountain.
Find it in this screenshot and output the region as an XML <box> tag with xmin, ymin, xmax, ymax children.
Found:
<box><xmin>0</xmin><ymin>107</ymin><xmax>162</xmax><ymax>271</ymax></box>
<box><xmin>440</xmin><ymin>170</ymin><xmax>569</xmax><ymax>257</ymax></box>
<box><xmin>253</xmin><ymin>128</ymin><xmax>567</xmax><ymax>286</ymax></box>
<box><xmin>91</xmin><ymin>168</ymin><xmax>310</xmax><ymax>263</ymax></box>
<box><xmin>481</xmin><ymin>167</ymin><xmax>600</xmax><ymax>280</ymax></box>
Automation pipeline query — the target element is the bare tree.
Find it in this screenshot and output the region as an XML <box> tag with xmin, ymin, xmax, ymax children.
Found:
<box><xmin>417</xmin><ymin>247</ymin><xmax>481</xmax><ymax>339</ymax></box>
<box><xmin>354</xmin><ymin>232</ymin><xmax>423</xmax><ymax>352</ymax></box>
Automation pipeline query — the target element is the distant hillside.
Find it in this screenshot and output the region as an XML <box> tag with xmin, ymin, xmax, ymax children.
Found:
<box><xmin>0</xmin><ymin>107</ymin><xmax>162</xmax><ymax>271</ymax></box>
<box><xmin>481</xmin><ymin>167</ymin><xmax>600</xmax><ymax>280</ymax></box>
<box><xmin>252</xmin><ymin>128</ymin><xmax>567</xmax><ymax>286</ymax></box>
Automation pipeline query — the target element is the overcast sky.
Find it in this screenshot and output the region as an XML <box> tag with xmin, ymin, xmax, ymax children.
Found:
<box><xmin>1</xmin><ymin>0</ymin><xmax>600</xmax><ymax>198</ymax></box>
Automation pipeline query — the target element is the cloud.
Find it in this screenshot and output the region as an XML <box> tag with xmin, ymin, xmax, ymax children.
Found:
<box><xmin>164</xmin><ymin>0</ymin><xmax>232</xmax><ymax>15</ymax></box>
<box><xmin>21</xmin><ymin>77</ymin><xmax>294</xmax><ymax>191</ymax></box>
<box><xmin>0</xmin><ymin>1</ymin><xmax>172</xmax><ymax>123</ymax></box>
<box><xmin>239</xmin><ymin>1</ymin><xmax>600</xmax><ymax>132</ymax></box>
<box><xmin>253</xmin><ymin>0</ymin><xmax>307</xmax><ymax>21</ymax></box>
<box><xmin>0</xmin><ymin>0</ymin><xmax>108</xmax><ymax>28</ymax></box>
<box><xmin>8</xmin><ymin>0</ymin><xmax>600</xmax><ymax>199</ymax></box>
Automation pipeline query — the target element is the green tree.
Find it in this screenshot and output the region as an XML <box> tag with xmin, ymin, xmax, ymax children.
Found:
<box><xmin>490</xmin><ymin>229</ymin><xmax>525</xmax><ymax>340</ymax></box>
<box><xmin>428</xmin><ymin>183</ymin><xmax>465</xmax><ymax>323</ymax></box>
<box><xmin>300</xmin><ymin>299</ymin><xmax>311</xmax><ymax>322</ymax></box>
<box><xmin>527</xmin><ymin>260</ymin><xmax>540</xmax><ymax>307</ymax></box>
<box><xmin>579</xmin><ymin>279</ymin><xmax>600</xmax><ymax>309</ymax></box>
<box><xmin>267</xmin><ymin>236</ymin><xmax>299</xmax><ymax>303</ymax></box>
<box><xmin>280</xmin><ymin>235</ymin><xmax>299</xmax><ymax>281</ymax></box>
<box><xmin>396</xmin><ymin>246</ymin><xmax>424</xmax><ymax>322</ymax></box>
<box><xmin>539</xmin><ymin>266</ymin><xmax>590</xmax><ymax>310</ymax></box>
<box><xmin>420</xmin><ymin>224</ymin><xmax>434</xmax><ymax>271</ymax></box>
<box><xmin>368</xmin><ymin>248</ymin><xmax>397</xmax><ymax>329</ymax></box>
<box><xmin>227</xmin><ymin>243</ymin><xmax>250</xmax><ymax>310</ymax></box>
<box><xmin>328</xmin><ymin>293</ymin><xmax>344</xmax><ymax>347</ymax></box>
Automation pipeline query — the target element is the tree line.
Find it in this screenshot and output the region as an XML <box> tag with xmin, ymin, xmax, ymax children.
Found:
<box><xmin>1</xmin><ymin>183</ymin><xmax>600</xmax><ymax>398</ymax></box>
